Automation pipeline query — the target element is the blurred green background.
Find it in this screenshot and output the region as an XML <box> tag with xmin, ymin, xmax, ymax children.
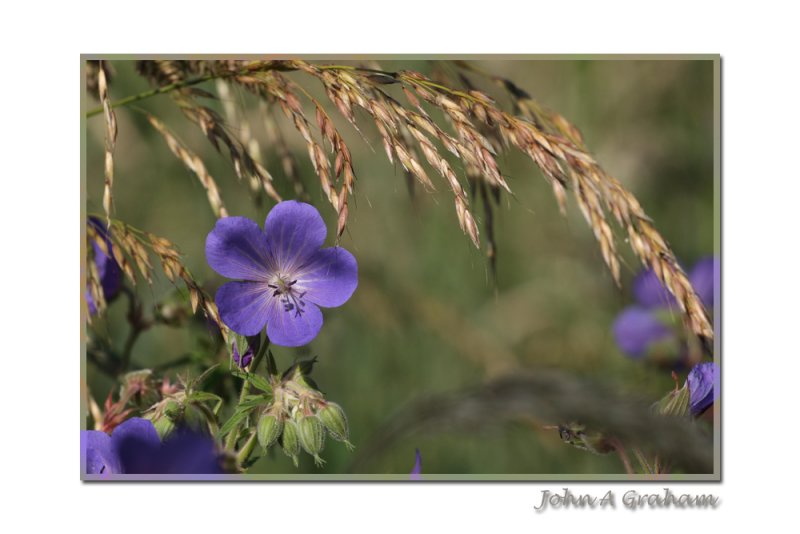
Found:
<box><xmin>83</xmin><ymin>58</ymin><xmax>715</xmax><ymax>475</ymax></box>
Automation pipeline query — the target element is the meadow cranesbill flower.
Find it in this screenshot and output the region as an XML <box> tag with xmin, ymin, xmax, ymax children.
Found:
<box><xmin>206</xmin><ymin>201</ymin><xmax>358</xmax><ymax>347</ymax></box>
<box><xmin>612</xmin><ymin>256</ymin><xmax>718</xmax><ymax>359</ymax></box>
<box><xmin>409</xmin><ymin>448</ymin><xmax>422</xmax><ymax>480</ymax></box>
<box><xmin>81</xmin><ymin>417</ymin><xmax>223</xmax><ymax>474</ymax></box>
<box><xmin>687</xmin><ymin>362</ymin><xmax>720</xmax><ymax>416</ymax></box>
<box><xmin>85</xmin><ymin>216</ymin><xmax>122</xmax><ymax>315</ymax></box>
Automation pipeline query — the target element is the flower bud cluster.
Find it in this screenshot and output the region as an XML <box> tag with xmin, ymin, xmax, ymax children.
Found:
<box><xmin>256</xmin><ymin>367</ymin><xmax>352</xmax><ymax>467</ymax></box>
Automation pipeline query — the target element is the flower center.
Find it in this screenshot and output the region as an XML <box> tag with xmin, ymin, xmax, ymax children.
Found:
<box><xmin>268</xmin><ymin>275</ymin><xmax>307</xmax><ymax>317</ymax></box>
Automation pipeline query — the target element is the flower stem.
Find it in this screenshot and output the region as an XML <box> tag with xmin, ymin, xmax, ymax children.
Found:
<box><xmin>224</xmin><ymin>337</ymin><xmax>270</xmax><ymax>451</ymax></box>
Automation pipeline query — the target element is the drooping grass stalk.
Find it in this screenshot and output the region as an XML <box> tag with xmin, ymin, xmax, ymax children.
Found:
<box><xmin>85</xmin><ymin>61</ymin><xmax>277</xmax><ymax>118</ymax></box>
<box><xmin>86</xmin><ymin>74</ymin><xmax>220</xmax><ymax>118</ymax></box>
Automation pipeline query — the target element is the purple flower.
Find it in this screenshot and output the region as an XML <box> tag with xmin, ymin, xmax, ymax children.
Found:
<box><xmin>633</xmin><ymin>269</ymin><xmax>676</xmax><ymax>309</ymax></box>
<box><xmin>612</xmin><ymin>307</ymin><xmax>674</xmax><ymax>359</ymax></box>
<box><xmin>613</xmin><ymin>256</ymin><xmax>718</xmax><ymax>359</ymax></box>
<box><xmin>85</xmin><ymin>216</ymin><xmax>123</xmax><ymax>315</ymax></box>
<box><xmin>687</xmin><ymin>362</ymin><xmax>720</xmax><ymax>416</ymax></box>
<box><xmin>689</xmin><ymin>257</ymin><xmax>719</xmax><ymax>310</ymax></box>
<box><xmin>232</xmin><ymin>341</ymin><xmax>253</xmax><ymax>368</ymax></box>
<box><xmin>410</xmin><ymin>448</ymin><xmax>422</xmax><ymax>480</ymax></box>
<box><xmin>206</xmin><ymin>201</ymin><xmax>358</xmax><ymax>347</ymax></box>
<box><xmin>81</xmin><ymin>417</ymin><xmax>223</xmax><ymax>475</ymax></box>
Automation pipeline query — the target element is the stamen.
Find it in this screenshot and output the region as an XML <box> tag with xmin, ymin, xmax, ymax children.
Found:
<box><xmin>271</xmin><ymin>275</ymin><xmax>306</xmax><ymax>318</ymax></box>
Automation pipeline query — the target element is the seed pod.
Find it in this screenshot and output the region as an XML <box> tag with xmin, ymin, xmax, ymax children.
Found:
<box><xmin>297</xmin><ymin>415</ymin><xmax>326</xmax><ymax>466</ymax></box>
<box><xmin>163</xmin><ymin>400</ymin><xmax>182</xmax><ymax>420</ymax></box>
<box><xmin>281</xmin><ymin>420</ymin><xmax>300</xmax><ymax>467</ymax></box>
<box><xmin>257</xmin><ymin>414</ymin><xmax>283</xmax><ymax>451</ymax></box>
<box><xmin>318</xmin><ymin>402</ymin><xmax>353</xmax><ymax>449</ymax></box>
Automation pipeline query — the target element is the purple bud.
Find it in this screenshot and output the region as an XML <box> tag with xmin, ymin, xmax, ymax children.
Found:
<box><xmin>232</xmin><ymin>342</ymin><xmax>253</xmax><ymax>369</ymax></box>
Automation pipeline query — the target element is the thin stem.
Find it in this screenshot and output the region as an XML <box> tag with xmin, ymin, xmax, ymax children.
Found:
<box><xmin>608</xmin><ymin>437</ymin><xmax>635</xmax><ymax>476</ymax></box>
<box><xmin>224</xmin><ymin>337</ymin><xmax>270</xmax><ymax>451</ymax></box>
<box><xmin>85</xmin><ymin>74</ymin><xmax>218</xmax><ymax>118</ymax></box>
<box><xmin>119</xmin><ymin>287</ymin><xmax>151</xmax><ymax>373</ymax></box>
<box><xmin>632</xmin><ymin>447</ymin><xmax>653</xmax><ymax>475</ymax></box>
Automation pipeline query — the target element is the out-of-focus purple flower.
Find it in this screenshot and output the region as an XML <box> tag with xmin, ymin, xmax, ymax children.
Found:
<box><xmin>633</xmin><ymin>269</ymin><xmax>676</xmax><ymax>309</ymax></box>
<box><xmin>409</xmin><ymin>448</ymin><xmax>422</xmax><ymax>480</ymax></box>
<box><xmin>689</xmin><ymin>256</ymin><xmax>719</xmax><ymax>309</ymax></box>
<box><xmin>612</xmin><ymin>307</ymin><xmax>674</xmax><ymax>359</ymax></box>
<box><xmin>613</xmin><ymin>256</ymin><xmax>718</xmax><ymax>359</ymax></box>
<box><xmin>81</xmin><ymin>417</ymin><xmax>223</xmax><ymax>475</ymax></box>
<box><xmin>206</xmin><ymin>201</ymin><xmax>358</xmax><ymax>347</ymax></box>
<box><xmin>86</xmin><ymin>216</ymin><xmax>123</xmax><ymax>315</ymax></box>
<box><xmin>687</xmin><ymin>362</ymin><xmax>720</xmax><ymax>416</ymax></box>
<box><xmin>232</xmin><ymin>342</ymin><xmax>253</xmax><ymax>368</ymax></box>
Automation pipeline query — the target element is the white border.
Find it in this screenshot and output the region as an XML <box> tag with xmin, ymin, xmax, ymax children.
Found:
<box><xmin>3</xmin><ymin>0</ymin><xmax>799</xmax><ymax>531</ymax></box>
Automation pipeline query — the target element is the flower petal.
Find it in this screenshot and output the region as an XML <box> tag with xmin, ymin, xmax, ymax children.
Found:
<box><xmin>111</xmin><ymin>418</ymin><xmax>162</xmax><ymax>474</ymax></box>
<box><xmin>612</xmin><ymin>306</ymin><xmax>674</xmax><ymax>359</ymax></box>
<box><xmin>633</xmin><ymin>269</ymin><xmax>676</xmax><ymax>309</ymax></box>
<box><xmin>410</xmin><ymin>448</ymin><xmax>422</xmax><ymax>480</ymax></box>
<box><xmin>688</xmin><ymin>362</ymin><xmax>720</xmax><ymax>416</ymax></box>
<box><xmin>87</xmin><ymin>217</ymin><xmax>123</xmax><ymax>314</ymax></box>
<box><xmin>154</xmin><ymin>430</ymin><xmax>223</xmax><ymax>474</ymax></box>
<box><xmin>689</xmin><ymin>256</ymin><xmax>718</xmax><ymax>310</ymax></box>
<box><xmin>266</xmin><ymin>298</ymin><xmax>323</xmax><ymax>347</ymax></box>
<box><xmin>264</xmin><ymin>201</ymin><xmax>327</xmax><ymax>271</ymax></box>
<box><xmin>81</xmin><ymin>430</ymin><xmax>121</xmax><ymax>475</ymax></box>
<box><xmin>206</xmin><ymin>217</ymin><xmax>270</xmax><ymax>281</ymax></box>
<box><xmin>216</xmin><ymin>281</ymin><xmax>271</xmax><ymax>336</ymax></box>
<box><xmin>296</xmin><ymin>247</ymin><xmax>358</xmax><ymax>308</ymax></box>
<box><xmin>89</xmin><ymin>218</ymin><xmax>123</xmax><ymax>298</ymax></box>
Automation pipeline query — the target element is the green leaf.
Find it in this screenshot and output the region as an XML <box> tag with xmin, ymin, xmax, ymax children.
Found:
<box><xmin>230</xmin><ymin>369</ymin><xmax>273</xmax><ymax>393</ymax></box>
<box><xmin>238</xmin><ymin>394</ymin><xmax>272</xmax><ymax>410</ymax></box>
<box><xmin>218</xmin><ymin>406</ymin><xmax>254</xmax><ymax>438</ymax></box>
<box><xmin>187</xmin><ymin>391</ymin><xmax>223</xmax><ymax>405</ymax></box>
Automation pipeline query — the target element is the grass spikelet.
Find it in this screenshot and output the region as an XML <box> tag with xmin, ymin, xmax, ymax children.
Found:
<box><xmin>98</xmin><ymin>61</ymin><xmax>117</xmax><ymax>226</ymax></box>
<box><xmin>145</xmin><ymin>113</ymin><xmax>228</xmax><ymax>218</ymax></box>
